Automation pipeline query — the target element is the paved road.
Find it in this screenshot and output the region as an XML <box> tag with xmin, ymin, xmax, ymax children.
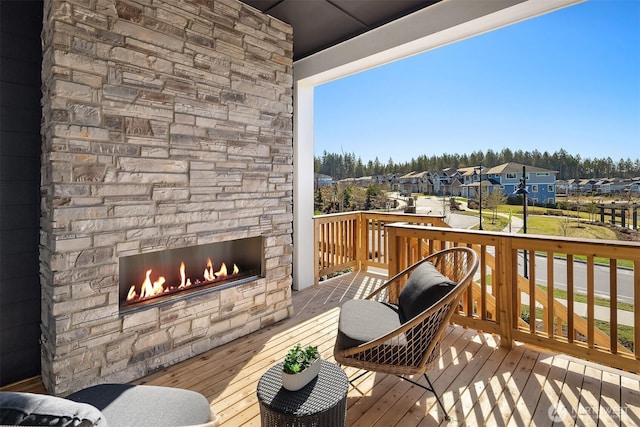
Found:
<box><xmin>398</xmin><ymin>195</ymin><xmax>633</xmax><ymax>304</ymax></box>
<box><xmin>520</xmin><ymin>253</ymin><xmax>634</xmax><ymax>304</ymax></box>
<box><xmin>411</xmin><ymin>195</ymin><xmax>479</xmax><ymax>229</ymax></box>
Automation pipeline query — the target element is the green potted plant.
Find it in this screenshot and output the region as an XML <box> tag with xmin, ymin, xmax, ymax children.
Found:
<box><xmin>281</xmin><ymin>344</ymin><xmax>321</xmax><ymax>391</ymax></box>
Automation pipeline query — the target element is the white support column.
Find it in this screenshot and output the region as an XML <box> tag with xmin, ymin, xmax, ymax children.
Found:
<box><xmin>292</xmin><ymin>81</ymin><xmax>315</xmax><ymax>290</ymax></box>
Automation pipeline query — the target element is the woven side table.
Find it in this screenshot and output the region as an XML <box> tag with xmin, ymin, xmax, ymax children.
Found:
<box><xmin>257</xmin><ymin>360</ymin><xmax>348</xmax><ymax>427</ymax></box>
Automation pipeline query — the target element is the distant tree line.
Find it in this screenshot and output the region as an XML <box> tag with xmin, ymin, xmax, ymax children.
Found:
<box><xmin>314</xmin><ymin>182</ymin><xmax>389</xmax><ymax>214</ymax></box>
<box><xmin>315</xmin><ymin>148</ymin><xmax>640</xmax><ymax>181</ymax></box>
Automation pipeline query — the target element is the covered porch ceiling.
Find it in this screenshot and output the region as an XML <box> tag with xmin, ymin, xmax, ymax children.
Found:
<box><xmin>239</xmin><ymin>0</ymin><xmax>442</xmax><ymax>61</ymax></box>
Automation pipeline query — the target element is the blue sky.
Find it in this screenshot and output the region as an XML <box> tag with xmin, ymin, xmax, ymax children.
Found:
<box><xmin>314</xmin><ymin>0</ymin><xmax>640</xmax><ymax>165</ymax></box>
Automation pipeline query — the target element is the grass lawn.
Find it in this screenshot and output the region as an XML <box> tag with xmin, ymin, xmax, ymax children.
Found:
<box><xmin>458</xmin><ymin>205</ymin><xmax>617</xmax><ymax>237</ymax></box>
<box><xmin>523</xmin><ymin>215</ymin><xmax>618</xmax><ymax>239</ymax></box>
<box><xmin>476</xmin><ymin>213</ymin><xmax>509</xmax><ymax>232</ymax></box>
<box><xmin>495</xmin><ymin>204</ymin><xmax>591</xmax><ymax>220</ymax></box>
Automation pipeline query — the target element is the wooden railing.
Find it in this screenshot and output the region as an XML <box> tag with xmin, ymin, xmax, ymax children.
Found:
<box><xmin>313</xmin><ymin>212</ymin><xmax>447</xmax><ymax>283</ymax></box>
<box><xmin>314</xmin><ymin>211</ymin><xmax>640</xmax><ymax>374</ymax></box>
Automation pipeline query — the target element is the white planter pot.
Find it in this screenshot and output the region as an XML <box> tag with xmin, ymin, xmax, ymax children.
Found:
<box><xmin>281</xmin><ymin>358</ymin><xmax>321</xmax><ymax>391</ymax></box>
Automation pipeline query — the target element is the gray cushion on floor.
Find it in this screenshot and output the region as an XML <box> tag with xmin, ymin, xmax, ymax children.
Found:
<box><xmin>398</xmin><ymin>261</ymin><xmax>456</xmax><ymax>322</ymax></box>
<box><xmin>67</xmin><ymin>384</ymin><xmax>211</xmax><ymax>427</ymax></box>
<box><xmin>0</xmin><ymin>391</ymin><xmax>106</xmax><ymax>426</ymax></box>
<box><xmin>336</xmin><ymin>299</ymin><xmax>404</xmax><ymax>350</ymax></box>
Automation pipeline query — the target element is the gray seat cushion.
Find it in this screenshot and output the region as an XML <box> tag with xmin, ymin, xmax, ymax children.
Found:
<box><xmin>398</xmin><ymin>261</ymin><xmax>457</xmax><ymax>322</ymax></box>
<box><xmin>67</xmin><ymin>384</ymin><xmax>211</xmax><ymax>427</ymax></box>
<box><xmin>0</xmin><ymin>391</ymin><xmax>106</xmax><ymax>426</ymax></box>
<box><xmin>335</xmin><ymin>299</ymin><xmax>404</xmax><ymax>350</ymax></box>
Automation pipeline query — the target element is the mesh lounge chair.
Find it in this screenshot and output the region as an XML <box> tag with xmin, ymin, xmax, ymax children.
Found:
<box><xmin>334</xmin><ymin>247</ymin><xmax>479</xmax><ymax>421</ymax></box>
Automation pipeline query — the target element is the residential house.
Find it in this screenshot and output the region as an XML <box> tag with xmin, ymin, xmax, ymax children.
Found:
<box><xmin>462</xmin><ymin>162</ymin><xmax>557</xmax><ymax>205</ymax></box>
<box><xmin>443</xmin><ymin>168</ymin><xmax>464</xmax><ymax>196</ymax></box>
<box><xmin>395</xmin><ymin>171</ymin><xmax>418</xmax><ymax>195</ymax></box>
<box><xmin>578</xmin><ymin>178</ymin><xmax>598</xmax><ymax>193</ymax></box>
<box><xmin>448</xmin><ymin>175</ymin><xmax>463</xmax><ymax>196</ymax></box>
<box><xmin>372</xmin><ymin>174</ymin><xmax>394</xmax><ymax>186</ymax></box>
<box><xmin>396</xmin><ymin>171</ymin><xmax>432</xmax><ymax>195</ymax></box>
<box><xmin>338</xmin><ymin>176</ymin><xmax>373</xmax><ymax>187</ymax></box>
<box><xmin>486</xmin><ymin>162</ymin><xmax>557</xmax><ymax>205</ymax></box>
<box><xmin>314</xmin><ymin>173</ymin><xmax>333</xmax><ymax>188</ymax></box>
<box><xmin>431</xmin><ymin>170</ymin><xmax>458</xmax><ymax>196</ymax></box>
<box><xmin>555</xmin><ymin>178</ymin><xmax>580</xmax><ymax>194</ymax></box>
<box><xmin>600</xmin><ymin>178</ymin><xmax>627</xmax><ymax>194</ymax></box>
<box><xmin>460</xmin><ymin>166</ymin><xmax>492</xmax><ymax>199</ymax></box>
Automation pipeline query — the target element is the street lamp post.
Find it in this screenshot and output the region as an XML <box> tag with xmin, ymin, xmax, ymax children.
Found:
<box><xmin>514</xmin><ymin>165</ymin><xmax>528</xmax><ymax>278</ymax></box>
<box><xmin>473</xmin><ymin>164</ymin><xmax>483</xmax><ymax>230</ymax></box>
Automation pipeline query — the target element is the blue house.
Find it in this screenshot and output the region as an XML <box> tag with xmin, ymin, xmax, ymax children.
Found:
<box><xmin>462</xmin><ymin>162</ymin><xmax>557</xmax><ymax>205</ymax></box>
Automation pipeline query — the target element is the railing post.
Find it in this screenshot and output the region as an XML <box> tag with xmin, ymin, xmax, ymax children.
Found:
<box><xmin>358</xmin><ymin>212</ymin><xmax>367</xmax><ymax>271</ymax></box>
<box><xmin>313</xmin><ymin>217</ymin><xmax>319</xmax><ymax>286</ymax></box>
<box><xmin>497</xmin><ymin>235</ymin><xmax>514</xmax><ymax>349</ymax></box>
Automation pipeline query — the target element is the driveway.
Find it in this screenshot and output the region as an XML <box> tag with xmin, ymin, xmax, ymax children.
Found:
<box><xmin>412</xmin><ymin>195</ymin><xmax>478</xmax><ymax>229</ymax></box>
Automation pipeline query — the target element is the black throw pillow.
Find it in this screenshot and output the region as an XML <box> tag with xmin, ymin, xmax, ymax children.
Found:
<box><xmin>397</xmin><ymin>261</ymin><xmax>457</xmax><ymax>322</ymax></box>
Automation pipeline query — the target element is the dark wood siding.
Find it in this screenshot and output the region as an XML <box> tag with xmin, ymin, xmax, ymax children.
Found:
<box><xmin>0</xmin><ymin>0</ymin><xmax>43</xmax><ymax>385</ymax></box>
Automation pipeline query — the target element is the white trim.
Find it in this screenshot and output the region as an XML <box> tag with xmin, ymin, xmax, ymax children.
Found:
<box><xmin>292</xmin><ymin>82</ymin><xmax>315</xmax><ymax>290</ymax></box>
<box><xmin>294</xmin><ymin>0</ymin><xmax>584</xmax><ymax>85</ymax></box>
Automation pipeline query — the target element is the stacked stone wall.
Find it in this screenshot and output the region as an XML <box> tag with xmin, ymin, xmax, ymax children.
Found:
<box><xmin>40</xmin><ymin>0</ymin><xmax>293</xmax><ymax>395</ymax></box>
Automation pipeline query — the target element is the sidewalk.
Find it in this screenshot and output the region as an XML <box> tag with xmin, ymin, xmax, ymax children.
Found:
<box><xmin>559</xmin><ymin>298</ymin><xmax>634</xmax><ymax>327</ymax></box>
<box><xmin>521</xmin><ymin>294</ymin><xmax>634</xmax><ymax>327</ymax></box>
<box><xmin>503</xmin><ymin>213</ymin><xmax>523</xmax><ymax>233</ymax></box>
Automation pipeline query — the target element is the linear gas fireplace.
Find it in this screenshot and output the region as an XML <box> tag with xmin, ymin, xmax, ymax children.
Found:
<box><xmin>119</xmin><ymin>237</ymin><xmax>264</xmax><ymax>313</ymax></box>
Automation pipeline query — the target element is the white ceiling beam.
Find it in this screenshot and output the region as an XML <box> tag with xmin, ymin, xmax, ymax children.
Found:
<box><xmin>294</xmin><ymin>0</ymin><xmax>584</xmax><ymax>85</ymax></box>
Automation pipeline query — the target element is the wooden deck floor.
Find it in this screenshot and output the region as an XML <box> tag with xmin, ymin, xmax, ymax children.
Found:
<box><xmin>3</xmin><ymin>270</ymin><xmax>640</xmax><ymax>426</ymax></box>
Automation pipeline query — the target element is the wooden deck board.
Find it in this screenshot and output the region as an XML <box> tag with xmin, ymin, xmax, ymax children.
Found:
<box><xmin>558</xmin><ymin>360</ymin><xmax>587</xmax><ymax>426</ymax></box>
<box><xmin>2</xmin><ymin>270</ymin><xmax>639</xmax><ymax>426</ymax></box>
<box><xmin>621</xmin><ymin>375</ymin><xmax>640</xmax><ymax>426</ymax></box>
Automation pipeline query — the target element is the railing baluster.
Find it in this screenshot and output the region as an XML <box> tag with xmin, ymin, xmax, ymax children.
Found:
<box><xmin>376</xmin><ymin>219</ymin><xmax>382</xmax><ymax>264</ymax></box>
<box><xmin>547</xmin><ymin>250</ymin><xmax>555</xmax><ymax>339</ymax></box>
<box><xmin>528</xmin><ymin>250</ymin><xmax>536</xmax><ymax>334</ymax></box>
<box><xmin>610</xmin><ymin>258</ymin><xmax>618</xmax><ymax>354</ymax></box>
<box><xmin>338</xmin><ymin>219</ymin><xmax>344</xmax><ymax>264</ymax></box>
<box><xmin>587</xmin><ymin>255</ymin><xmax>595</xmax><ymax>349</ymax></box>
<box><xmin>635</xmin><ymin>258</ymin><xmax>640</xmax><ymax>361</ymax></box>
<box><xmin>567</xmin><ymin>254</ymin><xmax>574</xmax><ymax>344</ymax></box>
<box><xmin>480</xmin><ymin>246</ymin><xmax>486</xmax><ymax>320</ymax></box>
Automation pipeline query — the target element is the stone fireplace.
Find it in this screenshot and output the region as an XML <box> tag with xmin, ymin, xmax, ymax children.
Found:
<box><xmin>39</xmin><ymin>0</ymin><xmax>293</xmax><ymax>395</ymax></box>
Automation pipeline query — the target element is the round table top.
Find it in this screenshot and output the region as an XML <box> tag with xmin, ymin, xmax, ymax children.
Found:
<box><xmin>257</xmin><ymin>360</ymin><xmax>348</xmax><ymax>417</ymax></box>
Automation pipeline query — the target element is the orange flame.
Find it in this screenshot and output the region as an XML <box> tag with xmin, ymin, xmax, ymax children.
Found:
<box><xmin>179</xmin><ymin>262</ymin><xmax>191</xmax><ymax>288</ymax></box>
<box><xmin>127</xmin><ymin>285</ymin><xmax>137</xmax><ymax>301</ymax></box>
<box><xmin>204</xmin><ymin>258</ymin><xmax>215</xmax><ymax>282</ymax></box>
<box><xmin>137</xmin><ymin>269</ymin><xmax>166</xmax><ymax>300</ymax></box>
<box><xmin>215</xmin><ymin>262</ymin><xmax>227</xmax><ymax>277</ymax></box>
<box><xmin>126</xmin><ymin>258</ymin><xmax>242</xmax><ymax>304</ymax></box>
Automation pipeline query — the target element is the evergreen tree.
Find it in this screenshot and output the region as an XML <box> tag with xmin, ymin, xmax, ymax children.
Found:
<box><xmin>315</xmin><ymin>149</ymin><xmax>639</xmax><ymax>180</ymax></box>
<box><xmin>342</xmin><ymin>186</ymin><xmax>352</xmax><ymax>211</ymax></box>
<box><xmin>314</xmin><ymin>187</ymin><xmax>324</xmax><ymax>212</ymax></box>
